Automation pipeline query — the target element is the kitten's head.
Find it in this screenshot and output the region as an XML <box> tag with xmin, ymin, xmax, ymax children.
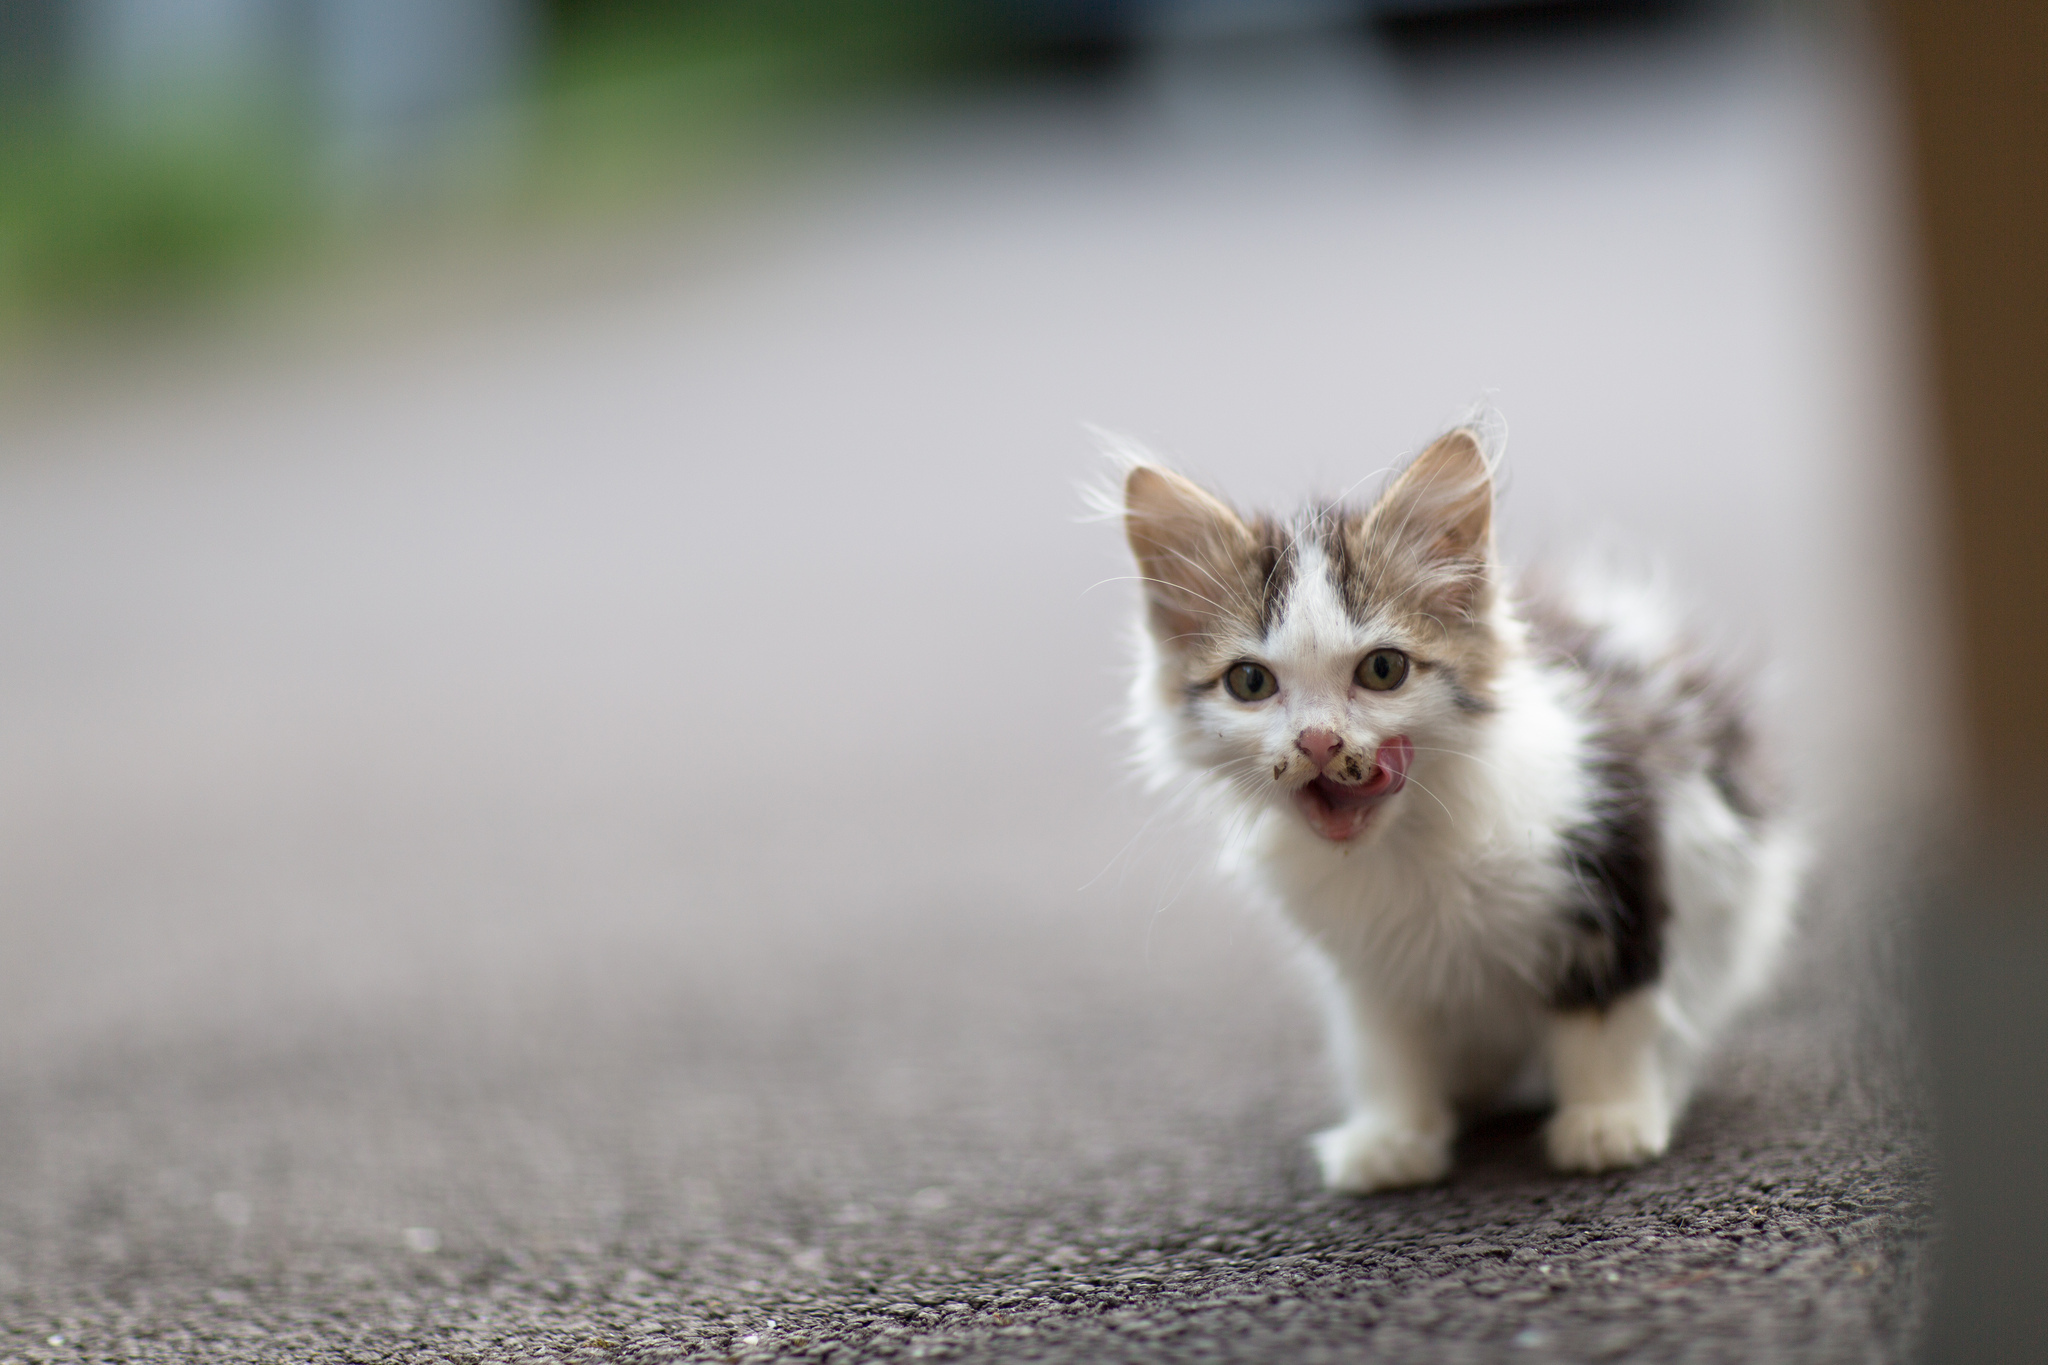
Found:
<box><xmin>1122</xmin><ymin>428</ymin><xmax>1506</xmax><ymax>844</ymax></box>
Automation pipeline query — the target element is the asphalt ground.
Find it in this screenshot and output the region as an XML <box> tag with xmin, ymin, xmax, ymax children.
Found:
<box><xmin>0</xmin><ymin>15</ymin><xmax>1940</xmax><ymax>1363</ymax></box>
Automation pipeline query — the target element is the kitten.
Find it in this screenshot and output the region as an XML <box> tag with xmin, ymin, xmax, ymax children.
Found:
<box><xmin>1118</xmin><ymin>426</ymin><xmax>1801</xmax><ymax>1192</ymax></box>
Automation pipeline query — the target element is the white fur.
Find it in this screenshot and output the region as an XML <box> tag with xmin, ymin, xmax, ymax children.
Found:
<box><xmin>1128</xmin><ymin>512</ymin><xmax>1798</xmax><ymax>1193</ymax></box>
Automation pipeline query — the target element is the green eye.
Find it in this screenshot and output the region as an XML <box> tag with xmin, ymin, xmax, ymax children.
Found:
<box><xmin>1225</xmin><ymin>661</ymin><xmax>1278</xmax><ymax>701</ymax></box>
<box><xmin>1356</xmin><ymin>648</ymin><xmax>1409</xmax><ymax>692</ymax></box>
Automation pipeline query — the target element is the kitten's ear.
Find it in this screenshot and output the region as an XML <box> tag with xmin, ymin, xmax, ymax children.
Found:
<box><xmin>1366</xmin><ymin>427</ymin><xmax>1496</xmax><ymax>615</ymax></box>
<box><xmin>1124</xmin><ymin>465</ymin><xmax>1256</xmax><ymax>648</ymax></box>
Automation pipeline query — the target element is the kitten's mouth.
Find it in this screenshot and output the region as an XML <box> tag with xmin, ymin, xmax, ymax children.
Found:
<box><xmin>1292</xmin><ymin>736</ymin><xmax>1414</xmax><ymax>843</ymax></box>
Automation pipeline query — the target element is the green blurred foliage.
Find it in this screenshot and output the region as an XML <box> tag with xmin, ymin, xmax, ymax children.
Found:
<box><xmin>527</xmin><ymin>0</ymin><xmax>996</xmax><ymax>209</ymax></box>
<box><xmin>0</xmin><ymin>116</ymin><xmax>312</xmax><ymax>327</ymax></box>
<box><xmin>0</xmin><ymin>0</ymin><xmax>1044</xmax><ymax>334</ymax></box>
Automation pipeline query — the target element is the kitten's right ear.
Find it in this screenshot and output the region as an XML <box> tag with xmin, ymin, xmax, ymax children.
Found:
<box><xmin>1124</xmin><ymin>465</ymin><xmax>1256</xmax><ymax>649</ymax></box>
<box><xmin>1362</xmin><ymin>427</ymin><xmax>1497</xmax><ymax>617</ymax></box>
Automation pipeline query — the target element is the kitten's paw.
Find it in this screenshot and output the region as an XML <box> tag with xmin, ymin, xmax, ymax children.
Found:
<box><xmin>1312</xmin><ymin>1118</ymin><xmax>1451</xmax><ymax>1194</ymax></box>
<box><xmin>1544</xmin><ymin>1101</ymin><xmax>1672</xmax><ymax>1173</ymax></box>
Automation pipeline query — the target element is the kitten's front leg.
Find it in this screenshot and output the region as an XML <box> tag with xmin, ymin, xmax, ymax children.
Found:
<box><xmin>1312</xmin><ymin>983</ymin><xmax>1454</xmax><ymax>1194</ymax></box>
<box><xmin>1544</xmin><ymin>988</ymin><xmax>1675</xmax><ymax>1172</ymax></box>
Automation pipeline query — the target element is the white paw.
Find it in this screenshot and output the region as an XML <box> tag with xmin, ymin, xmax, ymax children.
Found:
<box><xmin>1312</xmin><ymin>1118</ymin><xmax>1451</xmax><ymax>1194</ymax></box>
<box><xmin>1544</xmin><ymin>1100</ymin><xmax>1672</xmax><ymax>1173</ymax></box>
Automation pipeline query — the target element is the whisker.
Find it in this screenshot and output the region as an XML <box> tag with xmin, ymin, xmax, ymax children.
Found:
<box><xmin>1404</xmin><ymin>744</ymin><xmax>1513</xmax><ymax>778</ymax></box>
<box><xmin>1109</xmin><ymin>572</ymin><xmax>1240</xmax><ymax>619</ymax></box>
<box><xmin>1096</xmin><ymin>750</ymin><xmax>1283</xmax><ymax>909</ymax></box>
<box><xmin>1394</xmin><ymin>769</ymin><xmax>1462</xmax><ymax>829</ymax></box>
<box><xmin>1162</xmin><ymin>546</ymin><xmax>1259</xmax><ymax>620</ymax></box>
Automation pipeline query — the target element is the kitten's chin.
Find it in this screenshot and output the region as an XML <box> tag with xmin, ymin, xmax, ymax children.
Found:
<box><xmin>1290</xmin><ymin>736</ymin><xmax>1413</xmax><ymax>843</ymax></box>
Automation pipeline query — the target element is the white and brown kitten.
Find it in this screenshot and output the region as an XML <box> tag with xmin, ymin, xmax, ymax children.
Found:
<box><xmin>1119</xmin><ymin>427</ymin><xmax>1801</xmax><ymax>1192</ymax></box>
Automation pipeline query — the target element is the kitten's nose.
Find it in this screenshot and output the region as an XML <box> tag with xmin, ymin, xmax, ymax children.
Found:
<box><xmin>1297</xmin><ymin>728</ymin><xmax>1344</xmax><ymax>771</ymax></box>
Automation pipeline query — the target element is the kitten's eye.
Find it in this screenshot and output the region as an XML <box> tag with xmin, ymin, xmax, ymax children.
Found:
<box><xmin>1225</xmin><ymin>661</ymin><xmax>1278</xmax><ymax>702</ymax></box>
<box><xmin>1355</xmin><ymin>648</ymin><xmax>1410</xmax><ymax>692</ymax></box>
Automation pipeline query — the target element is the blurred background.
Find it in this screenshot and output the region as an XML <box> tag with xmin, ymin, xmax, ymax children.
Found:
<box><xmin>0</xmin><ymin>2</ymin><xmax>1952</xmax><ymax>1362</ymax></box>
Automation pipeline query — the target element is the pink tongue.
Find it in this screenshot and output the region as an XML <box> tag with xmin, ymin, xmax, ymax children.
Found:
<box><xmin>1321</xmin><ymin>735</ymin><xmax>1413</xmax><ymax>808</ymax></box>
<box><xmin>1375</xmin><ymin>734</ymin><xmax>1414</xmax><ymax>790</ymax></box>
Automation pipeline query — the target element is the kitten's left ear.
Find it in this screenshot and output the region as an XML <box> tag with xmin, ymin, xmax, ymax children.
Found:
<box><xmin>1124</xmin><ymin>463</ymin><xmax>1258</xmax><ymax>648</ymax></box>
<box><xmin>1364</xmin><ymin>427</ymin><xmax>1496</xmax><ymax>614</ymax></box>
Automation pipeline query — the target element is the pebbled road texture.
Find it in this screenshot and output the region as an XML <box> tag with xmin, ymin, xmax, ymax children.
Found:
<box><xmin>0</xmin><ymin>17</ymin><xmax>1936</xmax><ymax>1364</ymax></box>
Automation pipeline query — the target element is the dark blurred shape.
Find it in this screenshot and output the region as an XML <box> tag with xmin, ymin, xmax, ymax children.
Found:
<box><xmin>1922</xmin><ymin>870</ymin><xmax>2048</xmax><ymax>1364</ymax></box>
<box><xmin>1887</xmin><ymin>0</ymin><xmax>2048</xmax><ymax>1359</ymax></box>
<box><xmin>1368</xmin><ymin>0</ymin><xmax>1726</xmax><ymax>53</ymax></box>
<box><xmin>1889</xmin><ymin>4</ymin><xmax>2048</xmax><ymax>823</ymax></box>
<box><xmin>0</xmin><ymin>0</ymin><xmax>65</xmax><ymax>102</ymax></box>
<box><xmin>981</xmin><ymin>0</ymin><xmax>1704</xmax><ymax>54</ymax></box>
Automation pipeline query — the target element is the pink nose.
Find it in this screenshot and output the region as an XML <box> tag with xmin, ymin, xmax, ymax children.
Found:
<box><xmin>1296</xmin><ymin>728</ymin><xmax>1344</xmax><ymax>771</ymax></box>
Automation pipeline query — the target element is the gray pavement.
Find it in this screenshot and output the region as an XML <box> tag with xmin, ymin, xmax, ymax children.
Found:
<box><xmin>0</xmin><ymin>17</ymin><xmax>1938</xmax><ymax>1363</ymax></box>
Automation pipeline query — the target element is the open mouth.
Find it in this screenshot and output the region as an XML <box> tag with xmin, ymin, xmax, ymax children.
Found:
<box><xmin>1291</xmin><ymin>735</ymin><xmax>1414</xmax><ymax>843</ymax></box>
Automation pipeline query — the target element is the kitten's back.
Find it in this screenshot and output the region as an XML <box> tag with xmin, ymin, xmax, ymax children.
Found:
<box><xmin>1520</xmin><ymin>575</ymin><xmax>1776</xmax><ymax>829</ymax></box>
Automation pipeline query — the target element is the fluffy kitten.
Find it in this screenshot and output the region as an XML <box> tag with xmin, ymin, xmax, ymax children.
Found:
<box><xmin>1119</xmin><ymin>427</ymin><xmax>1800</xmax><ymax>1192</ymax></box>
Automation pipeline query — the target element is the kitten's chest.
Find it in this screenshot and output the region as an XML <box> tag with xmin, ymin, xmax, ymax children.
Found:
<box><xmin>1253</xmin><ymin>820</ymin><xmax>1570</xmax><ymax>1000</ymax></box>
